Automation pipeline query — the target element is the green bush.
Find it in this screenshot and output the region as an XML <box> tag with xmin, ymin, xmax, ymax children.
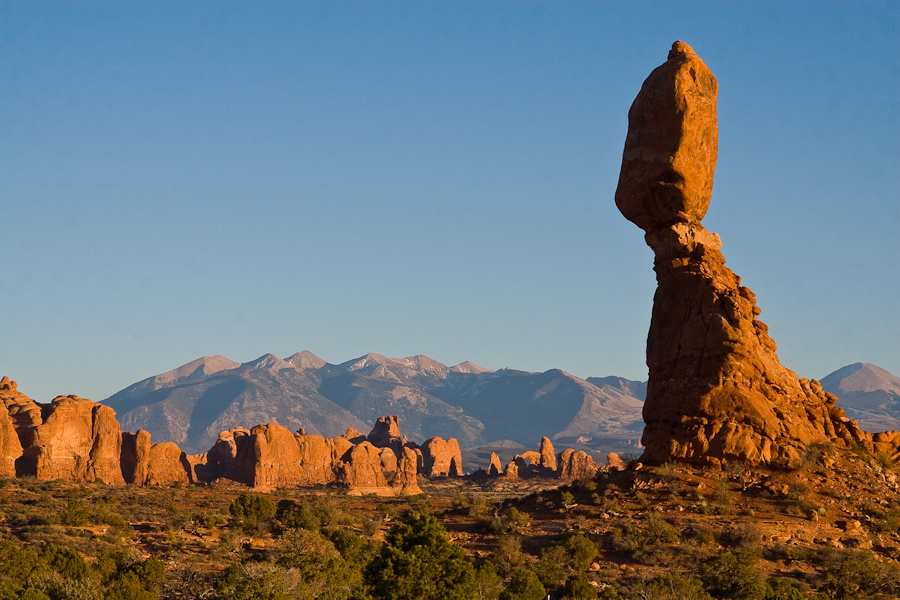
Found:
<box><xmin>40</xmin><ymin>545</ymin><xmax>90</xmax><ymax>581</ymax></box>
<box><xmin>229</xmin><ymin>493</ymin><xmax>277</xmax><ymax>521</ymax></box>
<box><xmin>499</xmin><ymin>569</ymin><xmax>546</xmax><ymax>600</ymax></box>
<box><xmin>563</xmin><ymin>573</ymin><xmax>596</xmax><ymax>599</ymax></box>
<box><xmin>365</xmin><ymin>511</ymin><xmax>477</xmax><ymax>600</ymax></box>
<box><xmin>564</xmin><ymin>533</ymin><xmax>599</xmax><ymax>571</ymax></box>
<box><xmin>698</xmin><ymin>550</ymin><xmax>767</xmax><ymax>599</ymax></box>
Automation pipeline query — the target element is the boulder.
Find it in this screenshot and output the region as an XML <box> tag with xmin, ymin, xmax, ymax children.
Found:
<box><xmin>504</xmin><ymin>460</ymin><xmax>519</xmax><ymax>480</ymax></box>
<box><xmin>615</xmin><ymin>40</ymin><xmax>718</xmax><ymax>231</ymax></box>
<box><xmin>191</xmin><ymin>426</ymin><xmax>251</xmax><ymax>483</ymax></box>
<box><xmin>144</xmin><ymin>442</ymin><xmax>190</xmax><ymax>485</ymax></box>
<box><xmin>0</xmin><ymin>376</ymin><xmax>42</xmax><ymax>472</ymax></box>
<box><xmin>420</xmin><ymin>436</ymin><xmax>463</xmax><ymax>476</ymax></box>
<box><xmin>121</xmin><ymin>430</ymin><xmax>153</xmax><ymax>484</ymax></box>
<box><xmin>295</xmin><ymin>433</ymin><xmax>340</xmax><ymax>485</ymax></box>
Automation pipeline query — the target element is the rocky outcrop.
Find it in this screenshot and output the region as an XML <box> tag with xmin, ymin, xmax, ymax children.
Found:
<box><xmin>367</xmin><ymin>416</ymin><xmax>402</xmax><ymax>453</ymax></box>
<box><xmin>393</xmin><ymin>446</ymin><xmax>422</xmax><ymax>495</ymax></box>
<box><xmin>539</xmin><ymin>437</ymin><xmax>557</xmax><ymax>471</ymax></box>
<box><xmin>19</xmin><ymin>395</ymin><xmax>126</xmax><ymax>484</ymax></box>
<box><xmin>615</xmin><ymin>42</ymin><xmax>870</xmax><ymax>466</ymax></box>
<box><xmin>487</xmin><ymin>451</ymin><xmax>503</xmax><ymax>476</ymax></box>
<box><xmin>188</xmin><ymin>426</ymin><xmax>251</xmax><ymax>483</ymax></box>
<box><xmin>606</xmin><ymin>453</ymin><xmax>627</xmax><ymax>472</ymax></box>
<box><xmin>336</xmin><ymin>441</ymin><xmax>390</xmax><ymax>493</ymax></box>
<box><xmin>420</xmin><ymin>436</ymin><xmax>463</xmax><ymax>477</ymax></box>
<box><xmin>0</xmin><ymin>378</ymin><xmax>26</xmax><ymax>477</ymax></box>
<box><xmin>557</xmin><ymin>449</ymin><xmax>601</xmax><ymax>480</ymax></box>
<box><xmin>239</xmin><ymin>423</ymin><xmax>305</xmax><ymax>490</ymax></box>
<box><xmin>295</xmin><ymin>433</ymin><xmax>342</xmax><ymax>485</ymax></box>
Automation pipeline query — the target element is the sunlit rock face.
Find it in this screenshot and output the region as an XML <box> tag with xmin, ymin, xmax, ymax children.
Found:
<box><xmin>616</xmin><ymin>41</ymin><xmax>870</xmax><ymax>466</ymax></box>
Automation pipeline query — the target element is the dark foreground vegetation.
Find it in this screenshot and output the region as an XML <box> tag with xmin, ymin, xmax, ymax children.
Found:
<box><xmin>2</xmin><ymin>444</ymin><xmax>900</xmax><ymax>599</ymax></box>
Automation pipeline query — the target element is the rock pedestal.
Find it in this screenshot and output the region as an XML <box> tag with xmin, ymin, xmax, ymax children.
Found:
<box><xmin>616</xmin><ymin>42</ymin><xmax>869</xmax><ymax>466</ymax></box>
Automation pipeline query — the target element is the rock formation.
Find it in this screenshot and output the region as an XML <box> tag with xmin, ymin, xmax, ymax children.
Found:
<box><xmin>487</xmin><ymin>451</ymin><xmax>503</xmax><ymax>476</ymax></box>
<box><xmin>366</xmin><ymin>416</ymin><xmax>402</xmax><ymax>453</ymax></box>
<box><xmin>238</xmin><ymin>423</ymin><xmax>305</xmax><ymax>490</ymax></box>
<box><xmin>616</xmin><ymin>41</ymin><xmax>870</xmax><ymax>466</ymax></box>
<box><xmin>539</xmin><ymin>437</ymin><xmax>557</xmax><ymax>471</ymax></box>
<box><xmin>557</xmin><ymin>449</ymin><xmax>600</xmax><ymax>480</ymax></box>
<box><xmin>17</xmin><ymin>395</ymin><xmax>125</xmax><ymax>484</ymax></box>
<box><xmin>419</xmin><ymin>436</ymin><xmax>463</xmax><ymax>477</ymax></box>
<box><xmin>0</xmin><ymin>378</ymin><xmax>26</xmax><ymax>477</ymax></box>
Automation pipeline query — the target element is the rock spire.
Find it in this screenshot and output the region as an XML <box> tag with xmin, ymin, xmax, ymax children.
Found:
<box><xmin>616</xmin><ymin>41</ymin><xmax>870</xmax><ymax>466</ymax></box>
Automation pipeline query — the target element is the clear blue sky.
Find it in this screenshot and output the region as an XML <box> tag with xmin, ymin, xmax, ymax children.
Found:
<box><xmin>2</xmin><ymin>1</ymin><xmax>898</xmax><ymax>402</ymax></box>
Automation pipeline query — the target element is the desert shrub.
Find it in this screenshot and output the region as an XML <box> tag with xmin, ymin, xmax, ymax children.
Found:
<box><xmin>40</xmin><ymin>544</ymin><xmax>90</xmax><ymax>581</ymax></box>
<box><xmin>475</xmin><ymin>563</ymin><xmax>504</xmax><ymax>600</ymax></box>
<box><xmin>534</xmin><ymin>545</ymin><xmax>567</xmax><ymax>588</ymax></box>
<box><xmin>712</xmin><ymin>476</ymin><xmax>734</xmax><ymax>508</ymax></box>
<box><xmin>364</xmin><ymin>511</ymin><xmax>477</xmax><ymax>600</ymax></box>
<box><xmin>491</xmin><ymin>535</ymin><xmax>531</xmax><ymax>577</ymax></box>
<box><xmin>229</xmin><ymin>493</ymin><xmax>276</xmax><ymax>522</ymax></box>
<box><xmin>275</xmin><ymin>499</ymin><xmax>318</xmax><ymax>531</ymax></box>
<box><xmin>500</xmin><ymin>507</ymin><xmax>532</xmax><ymax>534</ymax></box>
<box><xmin>698</xmin><ymin>550</ymin><xmax>767</xmax><ymax>599</ymax></box>
<box><xmin>0</xmin><ymin>539</ymin><xmax>42</xmax><ymax>585</ymax></box>
<box><xmin>563</xmin><ymin>573</ymin><xmax>596</xmax><ymax>599</ymax></box>
<box><xmin>561</xmin><ymin>491</ymin><xmax>576</xmax><ymax>506</ymax></box>
<box><xmin>721</xmin><ymin>522</ymin><xmax>762</xmax><ymax>554</ymax></box>
<box><xmin>797</xmin><ymin>441</ymin><xmax>835</xmax><ymax>469</ymax></box>
<box><xmin>610</xmin><ymin>519</ymin><xmax>641</xmax><ymax>553</ymax></box>
<box><xmin>628</xmin><ymin>574</ymin><xmax>712</xmax><ymax>600</ymax></box>
<box><xmin>764</xmin><ymin>578</ymin><xmax>804</xmax><ymax>600</ymax></box>
<box><xmin>564</xmin><ymin>533</ymin><xmax>599</xmax><ymax>571</ymax></box>
<box><xmin>104</xmin><ymin>571</ymin><xmax>156</xmax><ymax>600</ymax></box>
<box><xmin>816</xmin><ymin>548</ymin><xmax>900</xmax><ymax>599</ymax></box>
<box><xmin>642</xmin><ymin>514</ymin><xmax>680</xmax><ymax>545</ymax></box>
<box><xmin>499</xmin><ymin>569</ymin><xmax>546</xmax><ymax>600</ymax></box>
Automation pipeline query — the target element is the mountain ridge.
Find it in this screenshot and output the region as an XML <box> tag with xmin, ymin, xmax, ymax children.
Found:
<box><xmin>103</xmin><ymin>352</ymin><xmax>645</xmax><ymax>454</ymax></box>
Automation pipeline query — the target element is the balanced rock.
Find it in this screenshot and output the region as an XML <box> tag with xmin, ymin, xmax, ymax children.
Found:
<box><xmin>420</xmin><ymin>436</ymin><xmax>463</xmax><ymax>476</ymax></box>
<box><xmin>616</xmin><ymin>41</ymin><xmax>868</xmax><ymax>466</ymax></box>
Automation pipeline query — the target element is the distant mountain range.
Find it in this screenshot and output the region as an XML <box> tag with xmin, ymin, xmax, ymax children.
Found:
<box><xmin>103</xmin><ymin>352</ymin><xmax>646</xmax><ymax>454</ymax></box>
<box><xmin>103</xmin><ymin>354</ymin><xmax>900</xmax><ymax>456</ymax></box>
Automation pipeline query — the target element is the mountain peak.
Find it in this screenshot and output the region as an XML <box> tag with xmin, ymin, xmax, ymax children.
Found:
<box><xmin>285</xmin><ymin>351</ymin><xmax>326</xmax><ymax>370</ymax></box>
<box><xmin>156</xmin><ymin>355</ymin><xmax>240</xmax><ymax>386</ymax></box>
<box><xmin>822</xmin><ymin>363</ymin><xmax>900</xmax><ymax>395</ymax></box>
<box><xmin>243</xmin><ymin>353</ymin><xmax>291</xmax><ymax>372</ymax></box>
<box><xmin>450</xmin><ymin>361</ymin><xmax>493</xmax><ymax>374</ymax></box>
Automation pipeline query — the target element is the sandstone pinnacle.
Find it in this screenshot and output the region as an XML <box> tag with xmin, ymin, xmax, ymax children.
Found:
<box><xmin>616</xmin><ymin>42</ymin><xmax>876</xmax><ymax>467</ymax></box>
